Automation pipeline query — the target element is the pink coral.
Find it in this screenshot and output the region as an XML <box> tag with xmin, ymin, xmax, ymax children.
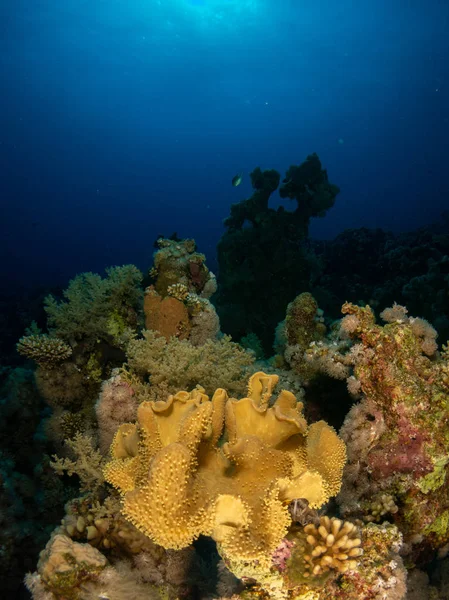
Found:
<box><xmin>272</xmin><ymin>538</ymin><xmax>294</xmax><ymax>572</ymax></box>
<box><xmin>95</xmin><ymin>373</ymin><xmax>137</xmax><ymax>453</ymax></box>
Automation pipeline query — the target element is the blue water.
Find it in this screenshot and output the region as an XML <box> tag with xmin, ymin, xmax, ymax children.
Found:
<box><xmin>1</xmin><ymin>0</ymin><xmax>448</xmax><ymax>289</ymax></box>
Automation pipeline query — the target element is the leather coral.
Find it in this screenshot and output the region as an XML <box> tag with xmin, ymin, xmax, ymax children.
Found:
<box><xmin>104</xmin><ymin>372</ymin><xmax>346</xmax><ymax>563</ymax></box>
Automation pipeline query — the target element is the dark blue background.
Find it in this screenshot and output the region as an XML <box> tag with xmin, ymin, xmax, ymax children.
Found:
<box><xmin>1</xmin><ymin>0</ymin><xmax>448</xmax><ymax>290</ymax></box>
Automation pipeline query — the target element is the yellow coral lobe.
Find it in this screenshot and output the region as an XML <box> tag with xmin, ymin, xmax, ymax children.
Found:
<box><xmin>138</xmin><ymin>389</ymin><xmax>210</xmax><ymax>448</ymax></box>
<box><xmin>209</xmin><ymin>387</ymin><xmax>228</xmax><ymax>444</ymax></box>
<box><xmin>103</xmin><ymin>456</ymin><xmax>139</xmax><ymax>493</ymax></box>
<box><xmin>277</xmin><ymin>472</ymin><xmax>327</xmax><ymax>508</ymax></box>
<box><xmin>212</xmin><ymin>495</ymin><xmax>251</xmax><ymax>542</ymax></box>
<box><xmin>225</xmin><ymin>375</ymin><xmax>307</xmax><ymax>447</ymax></box>
<box><xmin>247</xmin><ymin>371</ymin><xmax>280</xmax><ymax>407</ymax></box>
<box><xmin>306</xmin><ymin>421</ymin><xmax>347</xmax><ymax>497</ymax></box>
<box><xmin>225</xmin><ymin>397</ymin><xmax>306</xmax><ymax>447</ymax></box>
<box><xmin>110</xmin><ymin>423</ymin><xmax>139</xmax><ymax>459</ymax></box>
<box><xmin>123</xmin><ymin>443</ymin><xmax>212</xmax><ymax>548</ymax></box>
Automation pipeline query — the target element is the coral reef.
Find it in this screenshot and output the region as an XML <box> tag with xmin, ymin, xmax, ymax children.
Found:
<box><xmin>275</xmin><ymin>292</ymin><xmax>327</xmax><ymax>381</ymax></box>
<box><xmin>311</xmin><ymin>219</ymin><xmax>449</xmax><ymax>343</ymax></box>
<box><xmin>151</xmin><ymin>237</ymin><xmax>217</xmax><ymax>299</ymax></box>
<box><xmin>145</xmin><ymin>237</ymin><xmax>220</xmax><ymax>345</ymax></box>
<box><xmin>307</xmin><ymin>302</ymin><xmax>449</xmax><ymax>563</ymax></box>
<box><xmin>8</xmin><ymin>223</ymin><xmax>449</xmax><ymax>599</ymax></box>
<box><xmin>215</xmin><ymin>155</ymin><xmax>339</xmax><ymax>353</ymax></box>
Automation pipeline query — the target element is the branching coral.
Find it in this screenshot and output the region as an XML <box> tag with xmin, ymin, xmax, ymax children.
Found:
<box><xmin>16</xmin><ymin>334</ymin><xmax>72</xmax><ymax>367</ymax></box>
<box><xmin>51</xmin><ymin>433</ymin><xmax>106</xmax><ymax>494</ymax></box>
<box><xmin>302</xmin><ymin>516</ymin><xmax>363</xmax><ymax>577</ymax></box>
<box><xmin>104</xmin><ymin>372</ymin><xmax>346</xmax><ymax>568</ymax></box>
<box><xmin>319</xmin><ymin>523</ymin><xmax>407</xmax><ymax>600</ymax></box>
<box><xmin>126</xmin><ymin>329</ymin><xmax>255</xmax><ymax>397</ymax></box>
<box><xmin>44</xmin><ymin>265</ymin><xmax>143</xmax><ymax>344</ymax></box>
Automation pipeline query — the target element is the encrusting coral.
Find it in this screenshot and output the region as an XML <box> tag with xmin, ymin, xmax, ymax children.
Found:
<box><xmin>150</xmin><ymin>237</ymin><xmax>217</xmax><ymax>299</ymax></box>
<box><xmin>104</xmin><ymin>371</ymin><xmax>346</xmax><ymax>567</ymax></box>
<box><xmin>307</xmin><ymin>302</ymin><xmax>449</xmax><ymax>563</ymax></box>
<box><xmin>25</xmin><ymin>533</ymin><xmax>108</xmax><ymax>599</ymax></box>
<box><xmin>275</xmin><ymin>292</ymin><xmax>327</xmax><ymax>380</ymax></box>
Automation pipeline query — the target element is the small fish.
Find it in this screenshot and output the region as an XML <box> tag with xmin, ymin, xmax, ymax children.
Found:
<box><xmin>232</xmin><ymin>173</ymin><xmax>243</xmax><ymax>187</ymax></box>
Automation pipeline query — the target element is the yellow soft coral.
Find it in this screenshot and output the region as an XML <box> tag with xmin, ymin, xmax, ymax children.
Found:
<box><xmin>104</xmin><ymin>372</ymin><xmax>346</xmax><ymax>563</ymax></box>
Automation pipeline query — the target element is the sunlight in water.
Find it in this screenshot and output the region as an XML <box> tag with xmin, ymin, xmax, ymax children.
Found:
<box><xmin>182</xmin><ymin>0</ymin><xmax>261</xmax><ymax>26</ymax></box>
<box><xmin>149</xmin><ymin>0</ymin><xmax>266</xmax><ymax>41</ymax></box>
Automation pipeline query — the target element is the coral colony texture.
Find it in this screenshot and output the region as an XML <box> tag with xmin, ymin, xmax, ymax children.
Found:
<box><xmin>3</xmin><ymin>157</ymin><xmax>449</xmax><ymax>599</ymax></box>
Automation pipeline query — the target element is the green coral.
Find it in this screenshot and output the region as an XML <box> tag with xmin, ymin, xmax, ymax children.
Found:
<box><xmin>417</xmin><ymin>456</ymin><xmax>449</xmax><ymax>494</ymax></box>
<box><xmin>44</xmin><ymin>265</ymin><xmax>143</xmax><ymax>343</ymax></box>
<box><xmin>86</xmin><ymin>353</ymin><xmax>103</xmax><ymax>383</ymax></box>
<box><xmin>423</xmin><ymin>510</ymin><xmax>449</xmax><ymax>540</ymax></box>
<box><xmin>126</xmin><ymin>330</ymin><xmax>255</xmax><ymax>398</ymax></box>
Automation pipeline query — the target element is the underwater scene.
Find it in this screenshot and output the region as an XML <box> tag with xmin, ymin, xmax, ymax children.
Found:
<box><xmin>1</xmin><ymin>0</ymin><xmax>449</xmax><ymax>598</ymax></box>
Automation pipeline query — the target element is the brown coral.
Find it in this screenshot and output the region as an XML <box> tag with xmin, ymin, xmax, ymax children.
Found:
<box><xmin>144</xmin><ymin>286</ymin><xmax>191</xmax><ymax>340</ymax></box>
<box><xmin>104</xmin><ymin>372</ymin><xmax>346</xmax><ymax>564</ymax></box>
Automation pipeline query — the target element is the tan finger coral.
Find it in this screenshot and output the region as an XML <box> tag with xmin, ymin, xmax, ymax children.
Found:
<box><xmin>104</xmin><ymin>372</ymin><xmax>346</xmax><ymax>564</ymax></box>
<box><xmin>302</xmin><ymin>516</ymin><xmax>363</xmax><ymax>576</ymax></box>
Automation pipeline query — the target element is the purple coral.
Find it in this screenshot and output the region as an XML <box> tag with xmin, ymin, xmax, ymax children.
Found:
<box><xmin>272</xmin><ymin>538</ymin><xmax>294</xmax><ymax>572</ymax></box>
